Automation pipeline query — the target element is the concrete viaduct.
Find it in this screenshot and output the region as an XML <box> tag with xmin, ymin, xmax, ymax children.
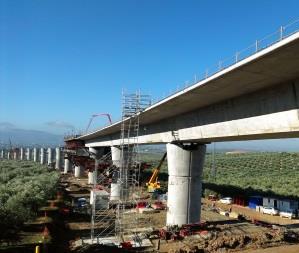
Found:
<box><xmin>74</xmin><ymin>30</ymin><xmax>299</xmax><ymax>226</ymax></box>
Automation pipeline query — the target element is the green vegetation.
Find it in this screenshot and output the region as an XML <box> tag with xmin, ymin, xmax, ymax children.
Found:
<box><xmin>204</xmin><ymin>152</ymin><xmax>299</xmax><ymax>198</ymax></box>
<box><xmin>0</xmin><ymin>160</ymin><xmax>59</xmax><ymax>242</ymax></box>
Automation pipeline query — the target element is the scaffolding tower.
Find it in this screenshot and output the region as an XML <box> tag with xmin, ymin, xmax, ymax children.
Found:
<box><xmin>90</xmin><ymin>91</ymin><xmax>151</xmax><ymax>246</ymax></box>
<box><xmin>116</xmin><ymin>91</ymin><xmax>151</xmax><ymax>243</ymax></box>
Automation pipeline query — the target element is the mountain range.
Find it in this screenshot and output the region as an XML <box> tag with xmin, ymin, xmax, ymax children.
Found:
<box><xmin>0</xmin><ymin>128</ymin><xmax>63</xmax><ymax>147</ymax></box>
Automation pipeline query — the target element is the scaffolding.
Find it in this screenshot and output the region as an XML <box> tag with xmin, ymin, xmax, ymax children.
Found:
<box><xmin>90</xmin><ymin>91</ymin><xmax>151</xmax><ymax>246</ymax></box>
<box><xmin>116</xmin><ymin>91</ymin><xmax>151</xmax><ymax>243</ymax></box>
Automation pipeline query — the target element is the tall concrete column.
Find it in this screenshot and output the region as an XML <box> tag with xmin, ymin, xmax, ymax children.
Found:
<box><xmin>55</xmin><ymin>147</ymin><xmax>61</xmax><ymax>170</ymax></box>
<box><xmin>13</xmin><ymin>151</ymin><xmax>17</xmax><ymax>160</ymax></box>
<box><xmin>33</xmin><ymin>148</ymin><xmax>38</xmax><ymax>162</ymax></box>
<box><xmin>7</xmin><ymin>151</ymin><xmax>10</xmax><ymax>160</ymax></box>
<box><xmin>166</xmin><ymin>143</ymin><xmax>206</xmax><ymax>226</ymax></box>
<box><xmin>64</xmin><ymin>158</ymin><xmax>71</xmax><ymax>174</ymax></box>
<box><xmin>0</xmin><ymin>150</ymin><xmax>4</xmax><ymax>159</ymax></box>
<box><xmin>74</xmin><ymin>165</ymin><xmax>83</xmax><ymax>178</ymax></box>
<box><xmin>110</xmin><ymin>146</ymin><xmax>131</xmax><ymax>200</ymax></box>
<box><xmin>26</xmin><ymin>148</ymin><xmax>31</xmax><ymax>160</ymax></box>
<box><xmin>111</xmin><ymin>146</ymin><xmax>121</xmax><ymax>167</ymax></box>
<box><xmin>88</xmin><ymin>147</ymin><xmax>105</xmax><ymax>185</ymax></box>
<box><xmin>47</xmin><ymin>148</ymin><xmax>53</xmax><ymax>165</ymax></box>
<box><xmin>20</xmin><ymin>148</ymin><xmax>24</xmax><ymax>160</ymax></box>
<box><xmin>40</xmin><ymin>148</ymin><xmax>45</xmax><ymax>164</ymax></box>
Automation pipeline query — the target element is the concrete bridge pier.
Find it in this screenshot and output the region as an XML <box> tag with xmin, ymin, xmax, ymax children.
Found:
<box><xmin>64</xmin><ymin>158</ymin><xmax>71</xmax><ymax>174</ymax></box>
<box><xmin>7</xmin><ymin>151</ymin><xmax>10</xmax><ymax>160</ymax></box>
<box><xmin>74</xmin><ymin>165</ymin><xmax>84</xmax><ymax>178</ymax></box>
<box><xmin>47</xmin><ymin>148</ymin><xmax>53</xmax><ymax>166</ymax></box>
<box><xmin>55</xmin><ymin>147</ymin><xmax>61</xmax><ymax>170</ymax></box>
<box><xmin>111</xmin><ymin>146</ymin><xmax>121</xmax><ymax>167</ymax></box>
<box><xmin>88</xmin><ymin>147</ymin><xmax>105</xmax><ymax>185</ymax></box>
<box><xmin>40</xmin><ymin>148</ymin><xmax>45</xmax><ymax>164</ymax></box>
<box><xmin>0</xmin><ymin>150</ymin><xmax>4</xmax><ymax>159</ymax></box>
<box><xmin>20</xmin><ymin>148</ymin><xmax>24</xmax><ymax>160</ymax></box>
<box><xmin>33</xmin><ymin>148</ymin><xmax>38</xmax><ymax>162</ymax></box>
<box><xmin>13</xmin><ymin>150</ymin><xmax>17</xmax><ymax>160</ymax></box>
<box><xmin>166</xmin><ymin>143</ymin><xmax>206</xmax><ymax>226</ymax></box>
<box><xmin>110</xmin><ymin>146</ymin><xmax>131</xmax><ymax>201</ymax></box>
<box><xmin>26</xmin><ymin>148</ymin><xmax>31</xmax><ymax>160</ymax></box>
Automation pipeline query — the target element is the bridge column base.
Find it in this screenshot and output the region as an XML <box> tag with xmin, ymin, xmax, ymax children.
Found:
<box><xmin>166</xmin><ymin>143</ymin><xmax>206</xmax><ymax>226</ymax></box>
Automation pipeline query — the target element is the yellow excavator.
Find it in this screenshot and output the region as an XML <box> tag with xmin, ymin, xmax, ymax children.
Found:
<box><xmin>146</xmin><ymin>152</ymin><xmax>167</xmax><ymax>193</ymax></box>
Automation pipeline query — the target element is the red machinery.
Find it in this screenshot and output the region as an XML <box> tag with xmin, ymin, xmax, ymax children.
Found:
<box><xmin>159</xmin><ymin>222</ymin><xmax>208</xmax><ymax>240</ymax></box>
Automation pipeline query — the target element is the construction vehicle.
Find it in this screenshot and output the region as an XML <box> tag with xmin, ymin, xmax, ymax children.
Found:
<box><xmin>146</xmin><ymin>152</ymin><xmax>167</xmax><ymax>193</ymax></box>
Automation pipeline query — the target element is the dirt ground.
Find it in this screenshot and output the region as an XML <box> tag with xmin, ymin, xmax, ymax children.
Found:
<box><xmin>240</xmin><ymin>244</ymin><xmax>299</xmax><ymax>253</ymax></box>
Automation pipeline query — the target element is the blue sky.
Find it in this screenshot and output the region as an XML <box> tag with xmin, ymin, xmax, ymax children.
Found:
<box><xmin>1</xmin><ymin>0</ymin><xmax>299</xmax><ymax>135</ymax></box>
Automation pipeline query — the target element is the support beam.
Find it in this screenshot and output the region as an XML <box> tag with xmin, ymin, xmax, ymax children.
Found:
<box><xmin>166</xmin><ymin>143</ymin><xmax>206</xmax><ymax>226</ymax></box>
<box><xmin>0</xmin><ymin>150</ymin><xmax>4</xmax><ymax>159</ymax></box>
<box><xmin>7</xmin><ymin>151</ymin><xmax>10</xmax><ymax>160</ymax></box>
<box><xmin>13</xmin><ymin>151</ymin><xmax>17</xmax><ymax>160</ymax></box>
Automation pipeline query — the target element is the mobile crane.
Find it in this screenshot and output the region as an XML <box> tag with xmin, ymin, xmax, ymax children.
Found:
<box><xmin>146</xmin><ymin>152</ymin><xmax>167</xmax><ymax>193</ymax></box>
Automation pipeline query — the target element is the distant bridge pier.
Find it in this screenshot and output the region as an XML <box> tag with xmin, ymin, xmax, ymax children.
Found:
<box><xmin>55</xmin><ymin>147</ymin><xmax>61</xmax><ymax>170</ymax></box>
<box><xmin>47</xmin><ymin>148</ymin><xmax>53</xmax><ymax>165</ymax></box>
<box><xmin>166</xmin><ymin>143</ymin><xmax>206</xmax><ymax>226</ymax></box>
<box><xmin>26</xmin><ymin>148</ymin><xmax>31</xmax><ymax>161</ymax></box>
<box><xmin>20</xmin><ymin>148</ymin><xmax>24</xmax><ymax>160</ymax></box>
<box><xmin>0</xmin><ymin>150</ymin><xmax>4</xmax><ymax>159</ymax></box>
<box><xmin>40</xmin><ymin>148</ymin><xmax>45</xmax><ymax>164</ymax></box>
<box><xmin>33</xmin><ymin>148</ymin><xmax>38</xmax><ymax>162</ymax></box>
<box><xmin>13</xmin><ymin>150</ymin><xmax>17</xmax><ymax>160</ymax></box>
